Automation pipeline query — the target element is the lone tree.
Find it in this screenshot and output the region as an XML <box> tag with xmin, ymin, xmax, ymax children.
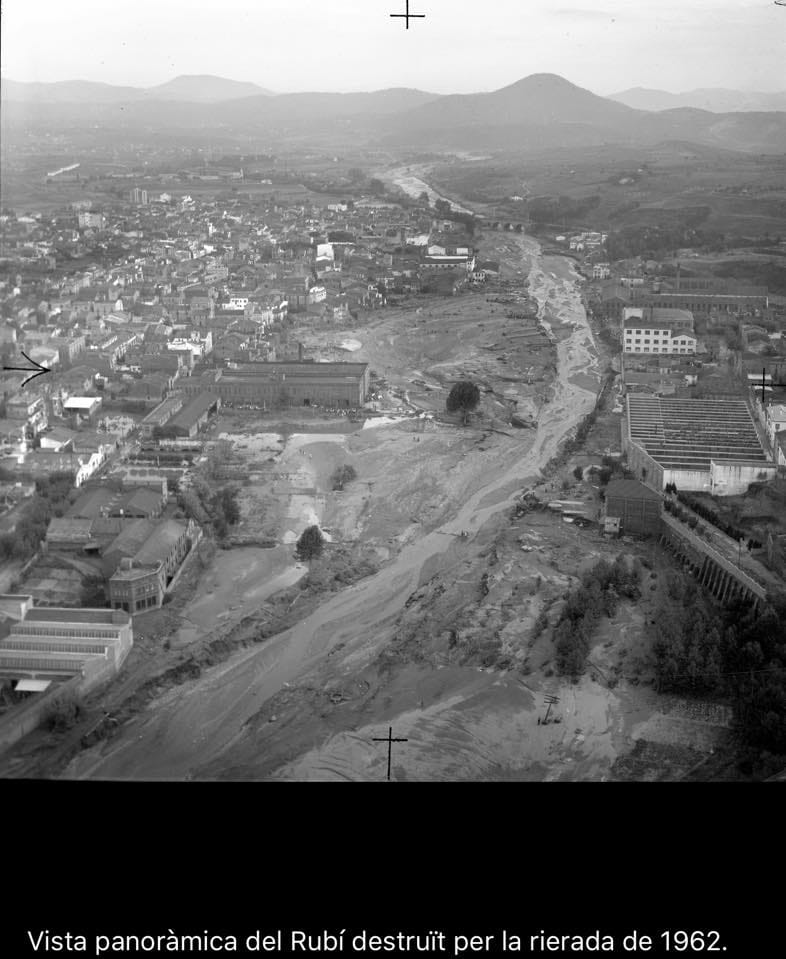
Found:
<box><xmin>446</xmin><ymin>380</ymin><xmax>481</xmax><ymax>425</ymax></box>
<box><xmin>331</xmin><ymin>464</ymin><xmax>357</xmax><ymax>491</ymax></box>
<box><xmin>295</xmin><ymin>525</ymin><xmax>325</xmax><ymax>563</ymax></box>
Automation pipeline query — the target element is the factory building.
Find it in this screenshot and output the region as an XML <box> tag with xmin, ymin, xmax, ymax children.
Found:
<box><xmin>603</xmin><ymin>479</ymin><xmax>662</xmax><ymax>536</ymax></box>
<box><xmin>623</xmin><ymin>395</ymin><xmax>777</xmax><ymax>495</ymax></box>
<box><xmin>0</xmin><ymin>596</ymin><xmax>133</xmax><ymax>693</ymax></box>
<box><xmin>181</xmin><ymin>361</ymin><xmax>369</xmax><ymax>409</ymax></box>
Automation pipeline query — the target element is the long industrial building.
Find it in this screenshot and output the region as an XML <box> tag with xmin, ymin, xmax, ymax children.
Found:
<box><xmin>623</xmin><ymin>395</ymin><xmax>777</xmax><ymax>494</ymax></box>
<box><xmin>0</xmin><ymin>595</ymin><xmax>133</xmax><ymax>693</ymax></box>
<box><xmin>182</xmin><ymin>361</ymin><xmax>370</xmax><ymax>408</ymax></box>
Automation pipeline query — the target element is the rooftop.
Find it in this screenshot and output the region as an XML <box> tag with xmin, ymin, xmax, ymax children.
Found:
<box><xmin>133</xmin><ymin>520</ymin><xmax>187</xmax><ymax>565</ymax></box>
<box><xmin>627</xmin><ymin>396</ymin><xmax>769</xmax><ymax>472</ymax></box>
<box><xmin>24</xmin><ymin>608</ymin><xmax>131</xmax><ymax>625</ymax></box>
<box><xmin>605</xmin><ymin>479</ymin><xmax>662</xmax><ymax>501</ymax></box>
<box><xmin>167</xmin><ymin>392</ymin><xmax>219</xmax><ymax>430</ymax></box>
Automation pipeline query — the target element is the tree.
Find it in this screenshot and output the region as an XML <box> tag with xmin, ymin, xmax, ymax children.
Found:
<box><xmin>295</xmin><ymin>525</ymin><xmax>324</xmax><ymax>563</ymax></box>
<box><xmin>446</xmin><ymin>380</ymin><xmax>480</xmax><ymax>425</ymax></box>
<box><xmin>331</xmin><ymin>464</ymin><xmax>357</xmax><ymax>491</ymax></box>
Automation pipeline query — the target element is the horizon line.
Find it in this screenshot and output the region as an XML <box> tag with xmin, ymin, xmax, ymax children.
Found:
<box><xmin>2</xmin><ymin>73</ymin><xmax>785</xmax><ymax>99</ymax></box>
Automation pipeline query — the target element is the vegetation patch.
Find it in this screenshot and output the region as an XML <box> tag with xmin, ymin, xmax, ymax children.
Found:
<box><xmin>551</xmin><ymin>556</ymin><xmax>642</xmax><ymax>680</ymax></box>
<box><xmin>330</xmin><ymin>464</ymin><xmax>357</xmax><ymax>491</ymax></box>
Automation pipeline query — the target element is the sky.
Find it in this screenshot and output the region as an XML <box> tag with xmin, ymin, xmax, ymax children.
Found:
<box><xmin>1</xmin><ymin>0</ymin><xmax>784</xmax><ymax>95</ymax></box>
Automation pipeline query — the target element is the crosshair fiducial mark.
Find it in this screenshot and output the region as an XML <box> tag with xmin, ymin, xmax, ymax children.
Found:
<box><xmin>390</xmin><ymin>0</ymin><xmax>426</xmax><ymax>29</ymax></box>
<box><xmin>372</xmin><ymin>726</ymin><xmax>409</xmax><ymax>780</ymax></box>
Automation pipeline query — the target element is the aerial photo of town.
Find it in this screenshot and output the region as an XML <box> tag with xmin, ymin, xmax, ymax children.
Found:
<box><xmin>1</xmin><ymin>0</ymin><xmax>785</xmax><ymax>781</ymax></box>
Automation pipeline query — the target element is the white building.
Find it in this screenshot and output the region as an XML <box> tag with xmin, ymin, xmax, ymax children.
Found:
<box><xmin>63</xmin><ymin>396</ymin><xmax>102</xmax><ymax>418</ymax></box>
<box><xmin>622</xmin><ymin>307</ymin><xmax>696</xmax><ymax>355</ymax></box>
<box><xmin>764</xmin><ymin>404</ymin><xmax>786</xmax><ymax>447</ymax></box>
<box><xmin>77</xmin><ymin>212</ymin><xmax>105</xmax><ymax>231</ymax></box>
<box><xmin>227</xmin><ymin>293</ymin><xmax>250</xmax><ymax>311</ymax></box>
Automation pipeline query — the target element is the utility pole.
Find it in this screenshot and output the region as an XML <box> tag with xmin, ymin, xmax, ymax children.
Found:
<box><xmin>540</xmin><ymin>694</ymin><xmax>560</xmax><ymax>725</ymax></box>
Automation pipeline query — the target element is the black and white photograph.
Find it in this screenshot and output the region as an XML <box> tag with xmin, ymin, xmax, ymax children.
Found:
<box><xmin>0</xmin><ymin>0</ymin><xmax>785</xmax><ymax>782</ymax></box>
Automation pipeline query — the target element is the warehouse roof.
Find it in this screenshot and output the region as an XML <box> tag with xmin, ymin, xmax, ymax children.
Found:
<box><xmin>64</xmin><ymin>396</ymin><xmax>101</xmax><ymax>410</ymax></box>
<box><xmin>605</xmin><ymin>479</ymin><xmax>662</xmax><ymax>501</ymax></box>
<box><xmin>167</xmin><ymin>391</ymin><xmax>219</xmax><ymax>430</ymax></box>
<box><xmin>133</xmin><ymin>520</ymin><xmax>187</xmax><ymax>566</ymax></box>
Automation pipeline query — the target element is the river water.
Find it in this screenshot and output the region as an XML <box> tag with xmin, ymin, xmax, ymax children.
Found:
<box><xmin>387</xmin><ymin>166</ymin><xmax>475</xmax><ymax>215</ymax></box>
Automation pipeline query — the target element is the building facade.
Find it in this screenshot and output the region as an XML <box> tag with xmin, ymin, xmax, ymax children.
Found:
<box><xmin>182</xmin><ymin>361</ymin><xmax>370</xmax><ymax>408</ymax></box>
<box><xmin>622</xmin><ymin>307</ymin><xmax>696</xmax><ymax>355</ymax></box>
<box><xmin>604</xmin><ymin>479</ymin><xmax>662</xmax><ymax>535</ymax></box>
<box><xmin>108</xmin><ymin>559</ymin><xmax>167</xmax><ymax>614</ymax></box>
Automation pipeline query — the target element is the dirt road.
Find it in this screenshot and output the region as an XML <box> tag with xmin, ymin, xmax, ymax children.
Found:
<box><xmin>64</xmin><ymin>235</ymin><xmax>602</xmax><ymax>780</ymax></box>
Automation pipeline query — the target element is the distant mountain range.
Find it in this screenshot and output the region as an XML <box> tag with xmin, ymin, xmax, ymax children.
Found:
<box><xmin>377</xmin><ymin>75</ymin><xmax>786</xmax><ymax>154</ymax></box>
<box><xmin>0</xmin><ymin>74</ymin><xmax>275</xmax><ymax>103</ymax></box>
<box><xmin>610</xmin><ymin>87</ymin><xmax>786</xmax><ymax>114</ymax></box>
<box><xmin>2</xmin><ymin>73</ymin><xmax>785</xmax><ymax>155</ymax></box>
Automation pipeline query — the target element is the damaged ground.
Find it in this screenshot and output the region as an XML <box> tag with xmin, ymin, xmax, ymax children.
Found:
<box><xmin>0</xmin><ymin>231</ymin><xmax>741</xmax><ymax>781</ymax></box>
<box><xmin>189</xmin><ymin>505</ymin><xmax>735</xmax><ymax>782</ymax></box>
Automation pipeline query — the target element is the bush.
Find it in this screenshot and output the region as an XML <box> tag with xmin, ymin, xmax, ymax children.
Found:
<box><xmin>551</xmin><ymin>554</ymin><xmax>638</xmax><ymax>679</ymax></box>
<box><xmin>532</xmin><ymin>608</ymin><xmax>550</xmax><ymax>638</ymax></box>
<box><xmin>178</xmin><ymin>480</ymin><xmax>240</xmax><ymax>540</ymax></box>
<box><xmin>446</xmin><ymin>380</ymin><xmax>480</xmax><ymax>423</ymax></box>
<box><xmin>331</xmin><ymin>464</ymin><xmax>357</xmax><ymax>491</ymax></box>
<box><xmin>43</xmin><ymin>691</ymin><xmax>83</xmax><ymax>732</ymax></box>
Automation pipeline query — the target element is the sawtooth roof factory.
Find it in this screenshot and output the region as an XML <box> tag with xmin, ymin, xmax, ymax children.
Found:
<box><xmin>623</xmin><ymin>395</ymin><xmax>777</xmax><ymax>495</ymax></box>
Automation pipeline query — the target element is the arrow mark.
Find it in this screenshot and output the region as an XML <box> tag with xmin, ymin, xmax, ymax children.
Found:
<box><xmin>3</xmin><ymin>351</ymin><xmax>52</xmax><ymax>388</ymax></box>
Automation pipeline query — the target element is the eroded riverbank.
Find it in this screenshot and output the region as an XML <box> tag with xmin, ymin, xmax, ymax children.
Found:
<box><xmin>61</xmin><ymin>230</ymin><xmax>604</xmax><ymax>780</ymax></box>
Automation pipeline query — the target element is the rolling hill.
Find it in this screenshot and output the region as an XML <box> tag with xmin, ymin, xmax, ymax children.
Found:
<box><xmin>143</xmin><ymin>75</ymin><xmax>273</xmax><ymax>101</ymax></box>
<box><xmin>0</xmin><ymin>74</ymin><xmax>274</xmax><ymax>103</ymax></box>
<box><xmin>610</xmin><ymin>87</ymin><xmax>786</xmax><ymax>114</ymax></box>
<box><xmin>0</xmin><ymin>78</ymin><xmax>144</xmax><ymax>103</ymax></box>
<box><xmin>379</xmin><ymin>75</ymin><xmax>786</xmax><ymax>154</ymax></box>
<box><xmin>2</xmin><ymin>73</ymin><xmax>785</xmax><ymax>155</ymax></box>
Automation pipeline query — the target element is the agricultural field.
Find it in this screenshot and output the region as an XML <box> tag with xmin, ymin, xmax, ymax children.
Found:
<box><xmin>428</xmin><ymin>144</ymin><xmax>786</xmax><ymax>237</ymax></box>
